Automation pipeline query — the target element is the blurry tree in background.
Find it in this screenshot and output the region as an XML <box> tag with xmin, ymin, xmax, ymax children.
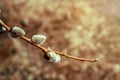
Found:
<box><xmin>0</xmin><ymin>0</ymin><xmax>120</xmax><ymax>80</ymax></box>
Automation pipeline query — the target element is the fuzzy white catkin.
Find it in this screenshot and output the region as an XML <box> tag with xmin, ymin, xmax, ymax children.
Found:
<box><xmin>31</xmin><ymin>34</ymin><xmax>46</xmax><ymax>45</ymax></box>
<box><xmin>47</xmin><ymin>51</ymin><xmax>61</xmax><ymax>62</ymax></box>
<box><xmin>0</xmin><ymin>27</ymin><xmax>6</xmax><ymax>32</ymax></box>
<box><xmin>10</xmin><ymin>26</ymin><xmax>25</xmax><ymax>38</ymax></box>
<box><xmin>2</xmin><ymin>27</ymin><xmax>6</xmax><ymax>31</ymax></box>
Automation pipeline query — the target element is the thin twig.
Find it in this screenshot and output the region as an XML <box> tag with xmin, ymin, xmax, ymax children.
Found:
<box><xmin>0</xmin><ymin>20</ymin><xmax>98</xmax><ymax>62</ymax></box>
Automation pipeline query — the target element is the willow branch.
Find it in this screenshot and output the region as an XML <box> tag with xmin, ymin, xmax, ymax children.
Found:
<box><xmin>0</xmin><ymin>20</ymin><xmax>98</xmax><ymax>62</ymax></box>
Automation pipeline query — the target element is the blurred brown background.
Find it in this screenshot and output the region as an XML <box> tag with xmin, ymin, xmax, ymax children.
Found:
<box><xmin>0</xmin><ymin>0</ymin><xmax>120</xmax><ymax>80</ymax></box>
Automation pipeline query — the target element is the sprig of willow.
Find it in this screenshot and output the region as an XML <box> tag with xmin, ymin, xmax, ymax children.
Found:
<box><xmin>0</xmin><ymin>20</ymin><xmax>98</xmax><ymax>62</ymax></box>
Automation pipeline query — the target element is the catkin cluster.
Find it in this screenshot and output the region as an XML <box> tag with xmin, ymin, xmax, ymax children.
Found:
<box><xmin>0</xmin><ymin>25</ymin><xmax>61</xmax><ymax>63</ymax></box>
